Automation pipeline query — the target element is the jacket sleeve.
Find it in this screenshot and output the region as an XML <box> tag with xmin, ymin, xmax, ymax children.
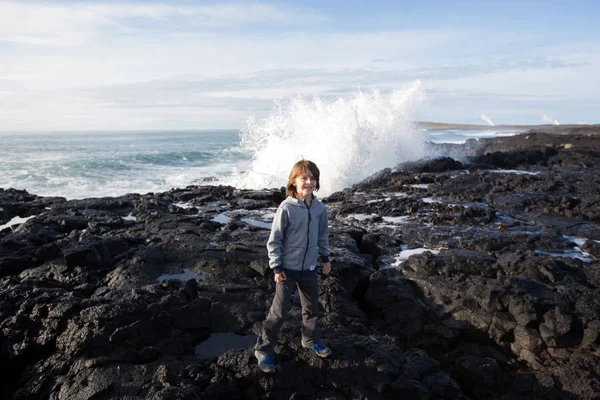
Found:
<box><xmin>267</xmin><ymin>205</ymin><xmax>289</xmax><ymax>273</ymax></box>
<box><xmin>318</xmin><ymin>206</ymin><xmax>330</xmax><ymax>263</ymax></box>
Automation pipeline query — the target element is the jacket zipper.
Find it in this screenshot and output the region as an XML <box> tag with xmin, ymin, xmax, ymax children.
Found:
<box><xmin>301</xmin><ymin>200</ymin><xmax>311</xmax><ymax>271</ymax></box>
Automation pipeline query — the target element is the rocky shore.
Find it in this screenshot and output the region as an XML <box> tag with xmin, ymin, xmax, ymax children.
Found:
<box><xmin>1</xmin><ymin>131</ymin><xmax>600</xmax><ymax>399</ymax></box>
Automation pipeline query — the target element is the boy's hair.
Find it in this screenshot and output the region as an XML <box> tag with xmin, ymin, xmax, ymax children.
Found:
<box><xmin>286</xmin><ymin>159</ymin><xmax>320</xmax><ymax>197</ymax></box>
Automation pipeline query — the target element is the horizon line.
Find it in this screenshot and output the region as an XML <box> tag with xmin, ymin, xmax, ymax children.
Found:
<box><xmin>2</xmin><ymin>121</ymin><xmax>598</xmax><ymax>134</ymax></box>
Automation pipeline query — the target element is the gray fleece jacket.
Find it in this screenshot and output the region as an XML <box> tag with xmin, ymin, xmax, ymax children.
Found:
<box><xmin>267</xmin><ymin>195</ymin><xmax>330</xmax><ymax>274</ymax></box>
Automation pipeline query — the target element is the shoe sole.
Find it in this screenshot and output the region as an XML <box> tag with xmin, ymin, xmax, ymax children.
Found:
<box><xmin>301</xmin><ymin>343</ymin><xmax>331</xmax><ymax>358</ymax></box>
<box><xmin>254</xmin><ymin>350</ymin><xmax>275</xmax><ymax>373</ymax></box>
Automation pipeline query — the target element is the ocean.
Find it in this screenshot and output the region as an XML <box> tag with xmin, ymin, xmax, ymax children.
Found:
<box><xmin>1</xmin><ymin>130</ymin><xmax>247</xmax><ymax>199</ymax></box>
<box><xmin>1</xmin><ymin>89</ymin><xmax>520</xmax><ymax>200</ymax></box>
<box><xmin>0</xmin><ymin>127</ymin><xmax>519</xmax><ymax>200</ymax></box>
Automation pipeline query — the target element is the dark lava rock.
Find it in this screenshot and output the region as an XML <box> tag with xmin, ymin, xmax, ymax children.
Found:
<box><xmin>2</xmin><ymin>130</ymin><xmax>600</xmax><ymax>399</ymax></box>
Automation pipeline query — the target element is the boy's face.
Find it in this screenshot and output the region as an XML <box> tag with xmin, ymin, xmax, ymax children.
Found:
<box><xmin>294</xmin><ymin>170</ymin><xmax>316</xmax><ymax>199</ymax></box>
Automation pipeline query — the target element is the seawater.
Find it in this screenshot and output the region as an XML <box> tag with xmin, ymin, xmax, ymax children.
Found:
<box><xmin>423</xmin><ymin>128</ymin><xmax>519</xmax><ymax>144</ymax></box>
<box><xmin>1</xmin><ymin>130</ymin><xmax>247</xmax><ymax>199</ymax></box>
<box><xmin>227</xmin><ymin>81</ymin><xmax>427</xmax><ymax>195</ymax></box>
<box><xmin>1</xmin><ymin>84</ymin><xmax>519</xmax><ymax>199</ymax></box>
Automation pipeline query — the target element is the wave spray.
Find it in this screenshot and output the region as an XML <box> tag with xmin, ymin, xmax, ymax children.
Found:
<box><xmin>227</xmin><ymin>81</ymin><xmax>427</xmax><ymax>196</ymax></box>
<box><xmin>480</xmin><ymin>113</ymin><xmax>495</xmax><ymax>126</ymax></box>
<box><xmin>542</xmin><ymin>114</ymin><xmax>560</xmax><ymax>125</ymax></box>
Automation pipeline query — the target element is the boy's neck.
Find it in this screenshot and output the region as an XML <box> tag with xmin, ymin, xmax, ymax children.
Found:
<box><xmin>296</xmin><ymin>193</ymin><xmax>312</xmax><ymax>206</ymax></box>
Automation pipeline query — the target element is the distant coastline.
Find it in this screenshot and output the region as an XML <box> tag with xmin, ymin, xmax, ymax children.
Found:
<box><xmin>417</xmin><ymin>121</ymin><xmax>600</xmax><ymax>135</ymax></box>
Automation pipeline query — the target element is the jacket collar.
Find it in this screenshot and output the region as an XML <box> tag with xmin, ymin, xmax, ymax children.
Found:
<box><xmin>286</xmin><ymin>194</ymin><xmax>316</xmax><ymax>205</ymax></box>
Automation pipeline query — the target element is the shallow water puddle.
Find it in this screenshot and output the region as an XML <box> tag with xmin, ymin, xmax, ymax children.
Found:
<box><xmin>240</xmin><ymin>218</ymin><xmax>272</xmax><ymax>229</ymax></box>
<box><xmin>381</xmin><ymin>246</ymin><xmax>440</xmax><ymax>270</ymax></box>
<box><xmin>422</xmin><ymin>197</ymin><xmax>489</xmax><ymax>209</ymax></box>
<box><xmin>534</xmin><ymin>249</ymin><xmax>593</xmax><ymax>262</ymax></box>
<box><xmin>494</xmin><ymin>212</ymin><xmax>533</xmax><ymax>226</ymax></box>
<box><xmin>384</xmin><ymin>192</ymin><xmax>409</xmax><ymax>198</ymax></box>
<box><xmin>531</xmin><ymin>235</ymin><xmax>597</xmax><ymax>262</ymax></box>
<box><xmin>381</xmin><ymin>216</ymin><xmax>410</xmax><ymax>224</ymax></box>
<box><xmin>157</xmin><ymin>269</ymin><xmax>205</xmax><ymax>282</ymax></box>
<box><xmin>122</xmin><ymin>214</ymin><xmax>137</xmax><ymax>221</ymax></box>
<box><xmin>237</xmin><ymin>209</ymin><xmax>276</xmax><ymax>229</ymax></box>
<box><xmin>94</xmin><ymin>286</ymin><xmax>110</xmax><ymax>296</ymax></box>
<box><xmin>395</xmin><ymin>247</ymin><xmax>440</xmax><ymax>264</ymax></box>
<box><xmin>212</xmin><ymin>213</ymin><xmax>232</xmax><ymax>224</ymax></box>
<box><xmin>195</xmin><ymin>333</ymin><xmax>258</xmax><ymax>360</ymax></box>
<box><xmin>422</xmin><ymin>197</ymin><xmax>442</xmax><ymax>204</ymax></box>
<box><xmin>0</xmin><ymin>215</ymin><xmax>36</xmax><ymax>231</ymax></box>
<box><xmin>366</xmin><ymin>198</ymin><xmax>391</xmax><ymax>204</ymax></box>
<box><xmin>346</xmin><ymin>214</ymin><xmax>409</xmax><ymax>227</ymax></box>
<box><xmin>488</xmin><ymin>170</ymin><xmax>540</xmax><ymax>176</ymax></box>
<box><xmin>347</xmin><ymin>213</ymin><xmax>378</xmax><ymax>221</ymax></box>
<box><xmin>212</xmin><ymin>209</ymin><xmax>275</xmax><ymax>229</ymax></box>
<box><xmin>377</xmin><ymin>218</ymin><xmax>411</xmax><ymax>230</ymax></box>
<box><xmin>173</xmin><ymin>202</ymin><xmax>196</xmax><ymax>209</ymax></box>
<box><xmin>408</xmin><ymin>184</ymin><xmax>430</xmax><ymax>189</ymax></box>
<box><xmin>450</xmin><ymin>170</ymin><xmax>471</xmax><ymax>178</ymax></box>
<box><xmin>562</xmin><ymin>235</ymin><xmax>597</xmax><ymax>247</ymax></box>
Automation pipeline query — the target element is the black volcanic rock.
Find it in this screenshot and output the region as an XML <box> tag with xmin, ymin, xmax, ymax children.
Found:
<box><xmin>2</xmin><ymin>131</ymin><xmax>600</xmax><ymax>399</ymax></box>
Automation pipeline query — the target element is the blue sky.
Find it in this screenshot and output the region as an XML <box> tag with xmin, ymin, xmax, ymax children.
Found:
<box><xmin>1</xmin><ymin>0</ymin><xmax>599</xmax><ymax>131</ymax></box>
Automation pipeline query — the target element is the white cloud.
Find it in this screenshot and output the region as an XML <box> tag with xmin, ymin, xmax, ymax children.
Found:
<box><xmin>0</xmin><ymin>2</ymin><xmax>327</xmax><ymax>45</ymax></box>
<box><xmin>1</xmin><ymin>27</ymin><xmax>464</xmax><ymax>91</ymax></box>
<box><xmin>0</xmin><ymin>1</ymin><xmax>598</xmax><ymax>130</ymax></box>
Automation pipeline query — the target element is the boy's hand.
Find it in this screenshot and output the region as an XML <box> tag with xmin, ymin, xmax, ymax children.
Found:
<box><xmin>322</xmin><ymin>262</ymin><xmax>331</xmax><ymax>275</ymax></box>
<box><xmin>274</xmin><ymin>271</ymin><xmax>287</xmax><ymax>282</ymax></box>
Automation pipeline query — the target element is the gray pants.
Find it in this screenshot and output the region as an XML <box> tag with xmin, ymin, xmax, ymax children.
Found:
<box><xmin>255</xmin><ymin>272</ymin><xmax>320</xmax><ymax>355</ymax></box>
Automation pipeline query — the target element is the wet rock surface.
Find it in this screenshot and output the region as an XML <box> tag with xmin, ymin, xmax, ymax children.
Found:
<box><xmin>1</xmin><ymin>131</ymin><xmax>600</xmax><ymax>399</ymax></box>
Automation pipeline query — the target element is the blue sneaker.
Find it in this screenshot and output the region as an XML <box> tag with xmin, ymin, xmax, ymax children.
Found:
<box><xmin>254</xmin><ymin>350</ymin><xmax>275</xmax><ymax>373</ymax></box>
<box><xmin>301</xmin><ymin>341</ymin><xmax>331</xmax><ymax>358</ymax></box>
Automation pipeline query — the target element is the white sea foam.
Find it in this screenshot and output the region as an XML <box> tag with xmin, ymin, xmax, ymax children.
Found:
<box><xmin>424</xmin><ymin>129</ymin><xmax>518</xmax><ymax>144</ymax></box>
<box><xmin>461</xmin><ymin>131</ymin><xmax>516</xmax><ymax>138</ymax></box>
<box><xmin>428</xmin><ymin>139</ymin><xmax>468</xmax><ymax>144</ymax></box>
<box><xmin>225</xmin><ymin>82</ymin><xmax>427</xmax><ymax>195</ymax></box>
<box><xmin>3</xmin><ymin>105</ymin><xmax>523</xmax><ymax>200</ymax></box>
<box><xmin>14</xmin><ymin>165</ymin><xmax>234</xmax><ymax>200</ymax></box>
